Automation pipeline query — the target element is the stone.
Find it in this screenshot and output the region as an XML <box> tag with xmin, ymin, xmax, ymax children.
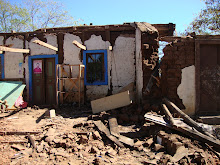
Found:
<box><xmin>91</xmin><ymin>146</ymin><xmax>99</xmax><ymax>154</ymax></box>
<box><xmin>134</xmin><ymin>141</ymin><xmax>144</xmax><ymax>151</ymax></box>
<box><xmin>37</xmin><ymin>143</ymin><xmax>44</xmax><ymax>153</ymax></box>
<box><xmin>79</xmin><ymin>135</ymin><xmax>88</xmax><ymax>144</ymax></box>
<box><xmin>93</xmin><ymin>131</ymin><xmax>102</xmax><ymax>140</ymax></box>
<box><xmin>45</xmin><ymin>128</ymin><xmax>56</xmax><ymax>137</ymax></box>
<box><xmin>144</xmin><ymin>137</ymin><xmax>154</xmax><ymax>147</ymax></box>
<box><xmin>154</xmin><ymin>144</ymin><xmax>164</xmax><ymax>152</ymax></box>
<box><xmin>106</xmin><ymin>148</ymin><xmax>117</xmax><ymax>156</ymax></box>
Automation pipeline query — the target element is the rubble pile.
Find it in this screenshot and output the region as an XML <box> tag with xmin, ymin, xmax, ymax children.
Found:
<box><xmin>1</xmin><ymin>104</ymin><xmax>218</xmax><ymax>165</ymax></box>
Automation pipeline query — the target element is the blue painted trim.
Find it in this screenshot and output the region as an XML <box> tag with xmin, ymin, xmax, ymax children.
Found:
<box><xmin>28</xmin><ymin>54</ymin><xmax>58</xmax><ymax>101</ymax></box>
<box><xmin>0</xmin><ymin>54</ymin><xmax>4</xmax><ymax>79</ymax></box>
<box><xmin>83</xmin><ymin>50</ymin><xmax>108</xmax><ymax>85</ymax></box>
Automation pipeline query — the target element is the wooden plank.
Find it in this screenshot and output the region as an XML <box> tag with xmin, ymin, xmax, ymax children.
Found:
<box><xmin>93</xmin><ymin>120</ymin><xmax>124</xmax><ymax>148</ymax></box>
<box><xmin>0</xmin><ymin>46</ymin><xmax>29</xmax><ymax>53</ymax></box>
<box><xmin>108</xmin><ymin>117</ymin><xmax>120</xmax><ymax>137</ymax></box>
<box><xmin>72</xmin><ymin>40</ymin><xmax>86</xmax><ymax>50</ymax></box>
<box><xmin>0</xmin><ymin>141</ymin><xmax>27</xmax><ymax>144</ymax></box>
<box><xmin>144</xmin><ymin>113</ymin><xmax>220</xmax><ymax>148</ymax></box>
<box><xmin>0</xmin><ymin>131</ymin><xmax>41</xmax><ymax>135</ymax></box>
<box><xmin>118</xmin><ymin>135</ymin><xmax>134</xmax><ymax>146</ymax></box>
<box><xmin>91</xmin><ymin>91</ymin><xmax>132</xmax><ymax>114</ymax></box>
<box><xmin>32</xmin><ymin>40</ymin><xmax>58</xmax><ymax>51</ymax></box>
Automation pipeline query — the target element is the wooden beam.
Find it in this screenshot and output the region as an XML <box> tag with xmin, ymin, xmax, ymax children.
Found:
<box><xmin>161</xmin><ymin>103</ymin><xmax>175</xmax><ymax>126</ymax></box>
<box><xmin>144</xmin><ymin>113</ymin><xmax>220</xmax><ymax>149</ymax></box>
<box><xmin>93</xmin><ymin>120</ymin><xmax>124</xmax><ymax>148</ymax></box>
<box><xmin>163</xmin><ymin>98</ymin><xmax>216</xmax><ymax>139</ymax></box>
<box><xmin>91</xmin><ymin>91</ymin><xmax>132</xmax><ymax>114</ymax></box>
<box><xmin>32</xmin><ymin>40</ymin><xmax>58</xmax><ymax>51</ymax></box>
<box><xmin>0</xmin><ymin>46</ymin><xmax>29</xmax><ymax>53</ymax></box>
<box><xmin>72</xmin><ymin>40</ymin><xmax>86</xmax><ymax>50</ymax></box>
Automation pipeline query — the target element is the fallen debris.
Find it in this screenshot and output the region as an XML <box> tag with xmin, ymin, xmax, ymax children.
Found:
<box><xmin>108</xmin><ymin>117</ymin><xmax>120</xmax><ymax>137</ymax></box>
<box><xmin>144</xmin><ymin>113</ymin><xmax>220</xmax><ymax>148</ymax></box>
<box><xmin>163</xmin><ymin>98</ymin><xmax>215</xmax><ymax>138</ymax></box>
<box><xmin>91</xmin><ymin>91</ymin><xmax>132</xmax><ymax>114</ymax></box>
<box><xmin>0</xmin><ymin>104</ymin><xmax>219</xmax><ymax>164</ymax></box>
<box><xmin>93</xmin><ymin>120</ymin><xmax>124</xmax><ymax>148</ymax></box>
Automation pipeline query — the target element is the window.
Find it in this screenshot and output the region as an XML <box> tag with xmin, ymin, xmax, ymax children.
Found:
<box><xmin>0</xmin><ymin>54</ymin><xmax>4</xmax><ymax>79</ymax></box>
<box><xmin>83</xmin><ymin>50</ymin><xmax>108</xmax><ymax>85</ymax></box>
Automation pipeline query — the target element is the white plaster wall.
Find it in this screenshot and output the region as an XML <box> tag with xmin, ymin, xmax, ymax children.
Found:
<box><xmin>4</xmin><ymin>37</ymin><xmax>24</xmax><ymax>78</ymax></box>
<box><xmin>84</xmin><ymin>35</ymin><xmax>111</xmax><ymax>100</ymax></box>
<box><xmin>177</xmin><ymin>65</ymin><xmax>196</xmax><ymax>116</ymax></box>
<box><xmin>111</xmin><ymin>36</ymin><xmax>135</xmax><ymax>94</ymax></box>
<box><xmin>135</xmin><ymin>28</ymin><xmax>143</xmax><ymax>102</ymax></box>
<box><xmin>28</xmin><ymin>34</ymin><xmax>57</xmax><ymax>55</ymax></box>
<box><xmin>64</xmin><ymin>33</ymin><xmax>82</xmax><ymax>65</ymax></box>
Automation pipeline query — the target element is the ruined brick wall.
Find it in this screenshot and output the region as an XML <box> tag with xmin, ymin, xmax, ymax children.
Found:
<box><xmin>161</xmin><ymin>37</ymin><xmax>195</xmax><ymax>110</ymax></box>
<box><xmin>142</xmin><ymin>32</ymin><xmax>160</xmax><ymax>102</ymax></box>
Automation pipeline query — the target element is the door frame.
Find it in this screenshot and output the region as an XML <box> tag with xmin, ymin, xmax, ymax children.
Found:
<box><xmin>0</xmin><ymin>54</ymin><xmax>4</xmax><ymax>79</ymax></box>
<box><xmin>28</xmin><ymin>54</ymin><xmax>58</xmax><ymax>102</ymax></box>
<box><xmin>195</xmin><ymin>39</ymin><xmax>220</xmax><ymax>114</ymax></box>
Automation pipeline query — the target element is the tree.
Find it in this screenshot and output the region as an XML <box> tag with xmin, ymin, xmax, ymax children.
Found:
<box><xmin>23</xmin><ymin>0</ymin><xmax>80</xmax><ymax>31</ymax></box>
<box><xmin>0</xmin><ymin>0</ymin><xmax>80</xmax><ymax>33</ymax></box>
<box><xmin>185</xmin><ymin>0</ymin><xmax>220</xmax><ymax>35</ymax></box>
<box><xmin>0</xmin><ymin>0</ymin><xmax>30</xmax><ymax>32</ymax></box>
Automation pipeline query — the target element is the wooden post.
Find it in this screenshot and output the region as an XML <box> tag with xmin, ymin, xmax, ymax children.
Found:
<box><xmin>78</xmin><ymin>65</ymin><xmax>81</xmax><ymax>107</ymax></box>
<box><xmin>161</xmin><ymin>103</ymin><xmax>175</xmax><ymax>126</ymax></box>
<box><xmin>163</xmin><ymin>98</ymin><xmax>216</xmax><ymax>139</ymax></box>
<box><xmin>56</xmin><ymin>65</ymin><xmax>59</xmax><ymax>105</ymax></box>
<box><xmin>60</xmin><ymin>65</ymin><xmax>64</xmax><ymax>104</ymax></box>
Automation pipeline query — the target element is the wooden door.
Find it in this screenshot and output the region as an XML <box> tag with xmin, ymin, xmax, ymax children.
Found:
<box><xmin>196</xmin><ymin>43</ymin><xmax>220</xmax><ymax>115</ymax></box>
<box><xmin>32</xmin><ymin>58</ymin><xmax>56</xmax><ymax>105</ymax></box>
<box><xmin>45</xmin><ymin>58</ymin><xmax>56</xmax><ymax>104</ymax></box>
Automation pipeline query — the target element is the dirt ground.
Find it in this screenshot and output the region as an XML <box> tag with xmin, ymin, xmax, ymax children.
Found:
<box><xmin>0</xmin><ymin>104</ymin><xmax>219</xmax><ymax>165</ymax></box>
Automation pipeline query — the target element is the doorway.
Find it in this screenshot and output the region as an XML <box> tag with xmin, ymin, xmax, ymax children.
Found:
<box><xmin>28</xmin><ymin>55</ymin><xmax>58</xmax><ymax>105</ymax></box>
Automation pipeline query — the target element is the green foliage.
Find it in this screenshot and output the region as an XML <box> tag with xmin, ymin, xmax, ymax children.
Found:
<box><xmin>0</xmin><ymin>0</ymin><xmax>81</xmax><ymax>33</ymax></box>
<box><xmin>0</xmin><ymin>0</ymin><xmax>30</xmax><ymax>32</ymax></box>
<box><xmin>185</xmin><ymin>0</ymin><xmax>220</xmax><ymax>35</ymax></box>
<box><xmin>24</xmin><ymin>0</ymin><xmax>80</xmax><ymax>31</ymax></box>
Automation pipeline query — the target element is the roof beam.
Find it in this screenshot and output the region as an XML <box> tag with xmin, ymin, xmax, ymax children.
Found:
<box><xmin>32</xmin><ymin>40</ymin><xmax>58</xmax><ymax>51</ymax></box>
<box><xmin>0</xmin><ymin>46</ymin><xmax>29</xmax><ymax>53</ymax></box>
<box><xmin>72</xmin><ymin>40</ymin><xmax>86</xmax><ymax>50</ymax></box>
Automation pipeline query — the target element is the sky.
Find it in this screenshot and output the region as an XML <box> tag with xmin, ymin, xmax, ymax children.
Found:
<box><xmin>9</xmin><ymin>0</ymin><xmax>206</xmax><ymax>35</ymax></box>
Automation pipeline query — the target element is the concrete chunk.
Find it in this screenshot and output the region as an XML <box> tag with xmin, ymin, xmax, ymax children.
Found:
<box><xmin>91</xmin><ymin>91</ymin><xmax>132</xmax><ymax>114</ymax></box>
<box><xmin>45</xmin><ymin>109</ymin><xmax>56</xmax><ymax>118</ymax></box>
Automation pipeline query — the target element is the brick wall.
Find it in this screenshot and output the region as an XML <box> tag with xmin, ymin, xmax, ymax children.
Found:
<box><xmin>161</xmin><ymin>37</ymin><xmax>195</xmax><ymax>109</ymax></box>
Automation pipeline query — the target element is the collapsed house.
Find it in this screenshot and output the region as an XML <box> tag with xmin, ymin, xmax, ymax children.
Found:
<box><xmin>0</xmin><ymin>22</ymin><xmax>174</xmax><ymax>107</ymax></box>
<box><xmin>0</xmin><ymin>22</ymin><xmax>220</xmax><ymax>164</ymax></box>
<box><xmin>0</xmin><ymin>22</ymin><xmax>219</xmax><ymax>117</ymax></box>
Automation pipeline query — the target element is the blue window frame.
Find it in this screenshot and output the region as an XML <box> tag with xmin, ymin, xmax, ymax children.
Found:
<box><xmin>0</xmin><ymin>54</ymin><xmax>4</xmax><ymax>79</ymax></box>
<box><xmin>83</xmin><ymin>50</ymin><xmax>108</xmax><ymax>85</ymax></box>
